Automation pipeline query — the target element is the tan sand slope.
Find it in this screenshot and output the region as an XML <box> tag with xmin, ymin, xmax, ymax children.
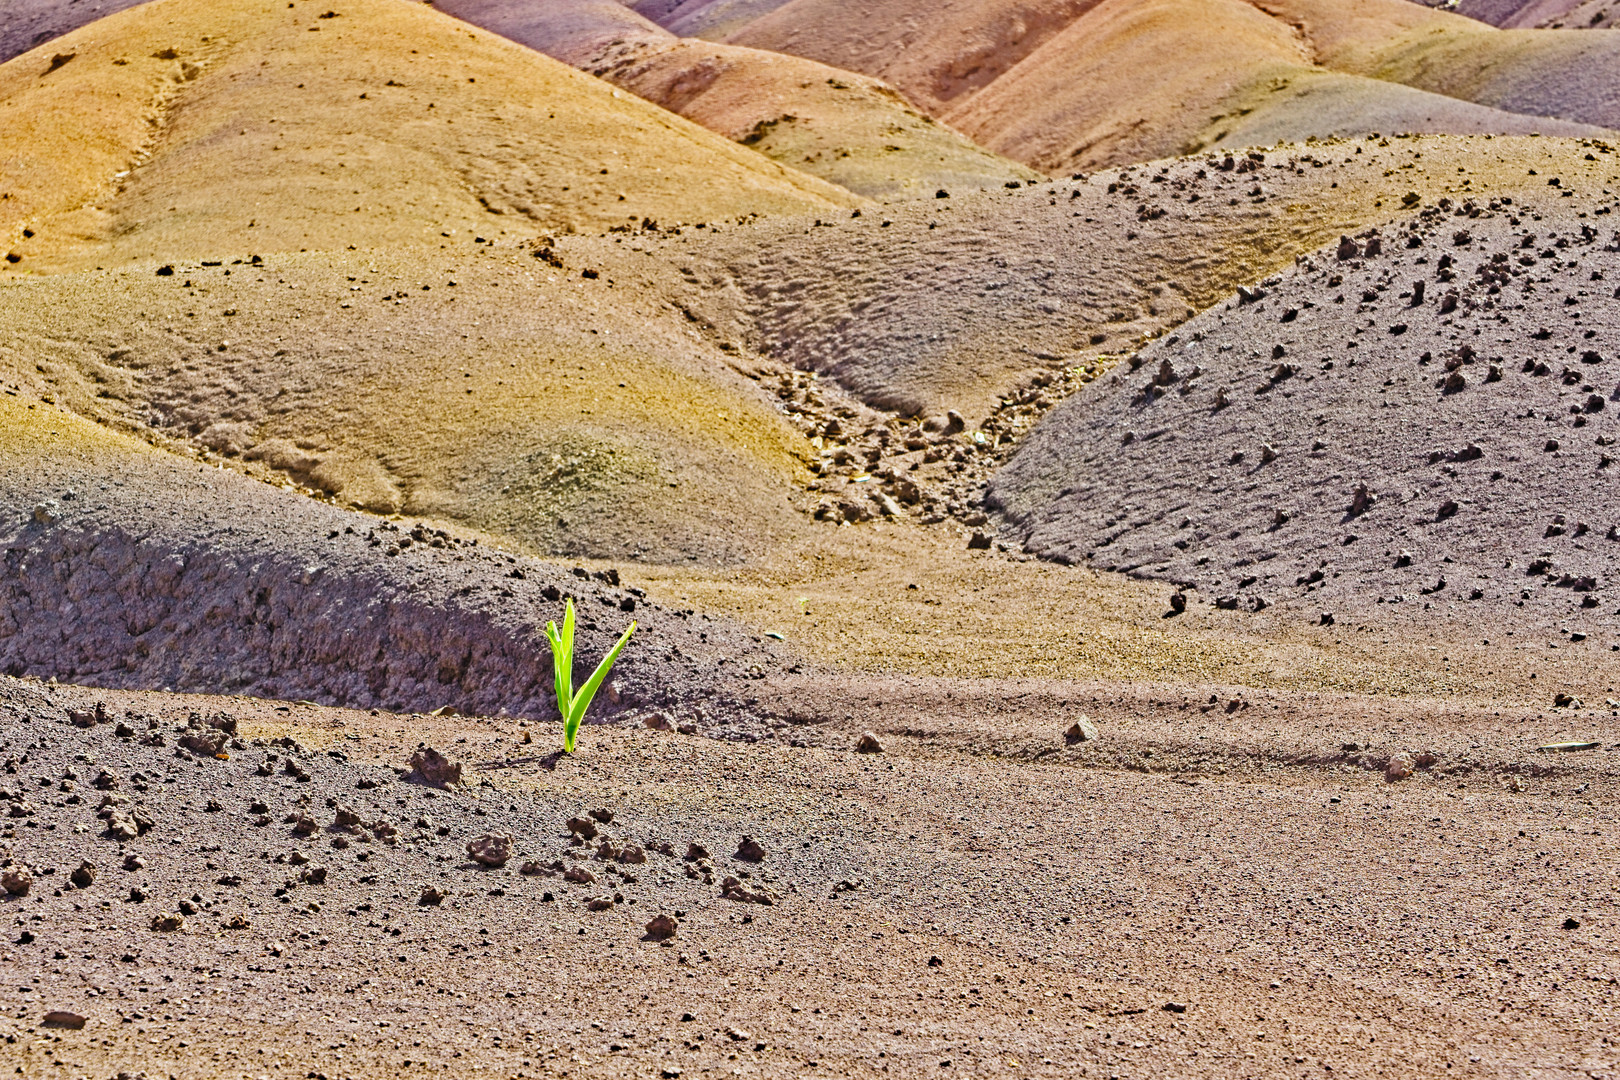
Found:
<box><xmin>941</xmin><ymin>0</ymin><xmax>1599</xmax><ymax>171</ymax></box>
<box><xmin>434</xmin><ymin>0</ymin><xmax>1040</xmax><ymax>198</ymax></box>
<box><xmin>0</xmin><ymin>247</ymin><xmax>820</xmax><ymax>565</ymax></box>
<box><xmin>0</xmin><ymin>0</ymin><xmax>854</xmax><ymax>275</ymax></box>
<box><xmin>648</xmin><ymin>136</ymin><xmax>1618</xmax><ymax>421</ymax></box>
<box><xmin>1262</xmin><ymin>0</ymin><xmax>1620</xmax><ymax>135</ymax></box>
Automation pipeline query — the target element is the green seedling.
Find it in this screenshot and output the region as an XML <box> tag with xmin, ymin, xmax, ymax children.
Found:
<box><xmin>545</xmin><ymin>598</ymin><xmax>636</xmax><ymax>753</ymax></box>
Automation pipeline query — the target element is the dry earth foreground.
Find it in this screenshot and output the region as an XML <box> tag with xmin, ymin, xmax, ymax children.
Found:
<box><xmin>2</xmin><ymin>0</ymin><xmax>1620</xmax><ymax>1078</ymax></box>
<box><xmin>0</xmin><ymin>678</ymin><xmax>1617</xmax><ymax>1080</ymax></box>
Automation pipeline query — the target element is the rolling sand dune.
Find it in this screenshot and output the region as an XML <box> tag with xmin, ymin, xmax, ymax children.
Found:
<box><xmin>941</xmin><ymin>0</ymin><xmax>1602</xmax><ymax>171</ymax></box>
<box><xmin>0</xmin><ymin>0</ymin><xmax>854</xmax><ymax>275</ymax></box>
<box><xmin>726</xmin><ymin>0</ymin><xmax>1609</xmax><ymax>171</ymax></box>
<box><xmin>5</xmin><ymin>135</ymin><xmax>1614</xmax><ymax>565</ymax></box>
<box><xmin>434</xmin><ymin>0</ymin><xmax>1040</xmax><ymax>198</ymax></box>
<box><xmin>0</xmin><ymin>246</ymin><xmax>823</xmax><ymax>565</ymax></box>
<box><xmin>1264</xmin><ymin>0</ymin><xmax>1620</xmax><ymax>134</ymax></box>
<box><xmin>649</xmin><ymin>137</ymin><xmax>1617</xmax><ymax>421</ymax></box>
<box><xmin>727</xmin><ymin>0</ymin><xmax>1107</xmax><ymax>114</ymax></box>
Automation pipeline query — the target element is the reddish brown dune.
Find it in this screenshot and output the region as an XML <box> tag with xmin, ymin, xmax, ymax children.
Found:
<box><xmin>941</xmin><ymin>0</ymin><xmax>1598</xmax><ymax>170</ymax></box>
<box><xmin>728</xmin><ymin>0</ymin><xmax>1606</xmax><ymax>171</ymax></box>
<box><xmin>728</xmin><ymin>0</ymin><xmax>1106</xmax><ymax>113</ymax></box>
<box><xmin>434</xmin><ymin>0</ymin><xmax>1039</xmax><ymax>198</ymax></box>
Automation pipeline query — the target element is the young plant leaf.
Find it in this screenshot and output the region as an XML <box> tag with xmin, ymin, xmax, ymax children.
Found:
<box><xmin>563</xmin><ymin>620</ymin><xmax>636</xmax><ymax>751</ymax></box>
<box><xmin>545</xmin><ymin>600</ymin><xmax>577</xmax><ymax>727</ymax></box>
<box><xmin>545</xmin><ymin>598</ymin><xmax>636</xmax><ymax>753</ymax></box>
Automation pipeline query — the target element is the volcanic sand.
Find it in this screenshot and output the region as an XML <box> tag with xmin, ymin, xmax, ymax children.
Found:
<box><xmin>432</xmin><ymin>0</ymin><xmax>1039</xmax><ymax>200</ymax></box>
<box><xmin>0</xmin><ymin>0</ymin><xmax>856</xmax><ymax>276</ymax></box>
<box><xmin>0</xmin><ymin>0</ymin><xmax>153</xmax><ymax>64</ymax></box>
<box><xmin>636</xmin><ymin>0</ymin><xmax>802</xmax><ymax>40</ymax></box>
<box><xmin>989</xmin><ymin>195</ymin><xmax>1620</xmax><ymax>641</ymax></box>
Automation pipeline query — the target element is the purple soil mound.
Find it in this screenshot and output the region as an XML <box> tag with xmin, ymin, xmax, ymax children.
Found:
<box><xmin>0</xmin><ymin>0</ymin><xmax>152</xmax><ymax>64</ymax></box>
<box><xmin>1410</xmin><ymin>0</ymin><xmax>1607</xmax><ymax>28</ymax></box>
<box><xmin>990</xmin><ymin>200</ymin><xmax>1620</xmax><ymax>629</ymax></box>
<box><xmin>0</xmin><ymin>447</ymin><xmax>788</xmax><ymax>723</ymax></box>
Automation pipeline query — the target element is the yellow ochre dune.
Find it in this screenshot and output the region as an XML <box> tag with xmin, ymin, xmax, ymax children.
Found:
<box><xmin>0</xmin><ymin>0</ymin><xmax>857</xmax><ymax>274</ymax></box>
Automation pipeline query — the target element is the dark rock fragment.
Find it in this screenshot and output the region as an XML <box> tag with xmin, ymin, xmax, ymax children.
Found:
<box><xmin>407</xmin><ymin>747</ymin><xmax>462</xmax><ymax>788</ymax></box>
<box><xmin>467</xmin><ymin>834</ymin><xmax>513</xmax><ymax>868</ymax></box>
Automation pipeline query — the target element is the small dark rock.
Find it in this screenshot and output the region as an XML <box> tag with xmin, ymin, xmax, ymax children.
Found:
<box><xmin>467</xmin><ymin>834</ymin><xmax>513</xmax><ymax>868</ymax></box>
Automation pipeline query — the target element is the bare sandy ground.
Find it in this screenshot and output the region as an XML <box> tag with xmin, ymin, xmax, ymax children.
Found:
<box><xmin>2</xmin><ymin>669</ymin><xmax>1616</xmax><ymax>1080</ymax></box>
<box><xmin>2</xmin><ymin>6</ymin><xmax>1619</xmax><ymax>1077</ymax></box>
